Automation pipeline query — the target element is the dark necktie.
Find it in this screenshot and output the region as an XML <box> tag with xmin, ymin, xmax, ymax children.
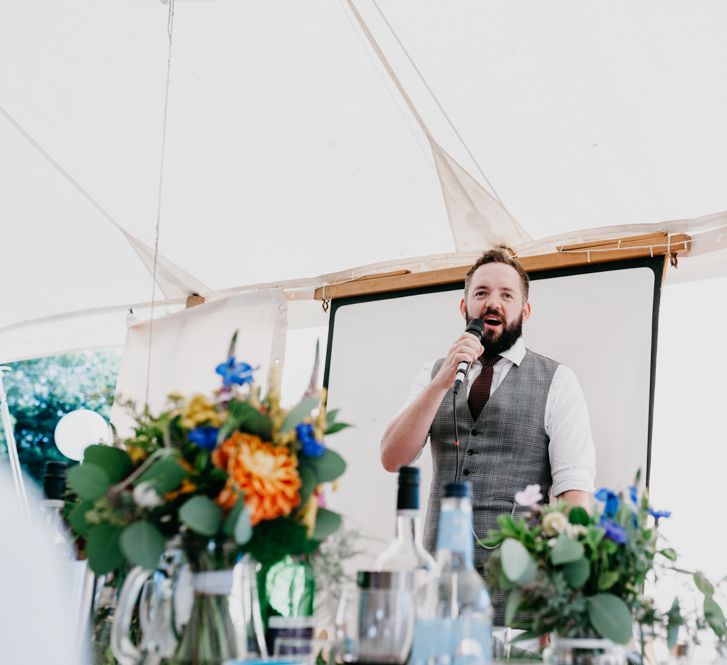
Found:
<box><xmin>467</xmin><ymin>355</ymin><xmax>500</xmax><ymax>421</ymax></box>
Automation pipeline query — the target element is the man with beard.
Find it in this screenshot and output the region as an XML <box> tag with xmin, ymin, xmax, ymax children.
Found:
<box><xmin>380</xmin><ymin>248</ymin><xmax>595</xmax><ymax>618</ymax></box>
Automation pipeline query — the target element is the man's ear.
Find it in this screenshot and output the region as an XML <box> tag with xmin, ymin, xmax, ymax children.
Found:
<box><xmin>522</xmin><ymin>301</ymin><xmax>532</xmax><ymax>323</ymax></box>
<box><xmin>460</xmin><ymin>298</ymin><xmax>467</xmax><ymax>320</ymax></box>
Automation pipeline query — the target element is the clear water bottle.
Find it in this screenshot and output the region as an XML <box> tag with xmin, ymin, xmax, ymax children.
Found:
<box><xmin>375</xmin><ymin>466</ymin><xmax>436</xmax><ymax>576</ymax></box>
<box><xmin>412</xmin><ymin>481</ymin><xmax>492</xmax><ymax>665</ymax></box>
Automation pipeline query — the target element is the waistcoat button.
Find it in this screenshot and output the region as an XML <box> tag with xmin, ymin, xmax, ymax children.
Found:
<box><xmin>467</xmin><ymin>449</ymin><xmax>475</xmax><ymax>456</ymax></box>
<box><xmin>463</xmin><ymin>468</ymin><xmax>471</xmax><ymax>476</ymax></box>
<box><xmin>471</xmin><ymin>429</ymin><xmax>479</xmax><ymax>436</ymax></box>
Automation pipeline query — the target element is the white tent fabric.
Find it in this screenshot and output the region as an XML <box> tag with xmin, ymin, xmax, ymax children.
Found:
<box><xmin>2</xmin><ymin>0</ymin><xmax>727</xmax><ymax>361</ymax></box>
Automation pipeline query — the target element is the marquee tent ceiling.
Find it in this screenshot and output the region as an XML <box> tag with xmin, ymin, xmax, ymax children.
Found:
<box><xmin>2</xmin><ymin>0</ymin><xmax>727</xmax><ymax>361</ymax></box>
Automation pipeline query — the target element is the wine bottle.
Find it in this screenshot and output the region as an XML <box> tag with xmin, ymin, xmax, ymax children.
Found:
<box><xmin>375</xmin><ymin>466</ymin><xmax>436</xmax><ymax>574</ymax></box>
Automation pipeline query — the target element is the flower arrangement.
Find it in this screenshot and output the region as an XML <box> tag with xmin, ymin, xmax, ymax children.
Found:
<box><xmin>483</xmin><ymin>478</ymin><xmax>727</xmax><ymax>656</ymax></box>
<box><xmin>65</xmin><ymin>333</ymin><xmax>350</xmax><ymax>575</ymax></box>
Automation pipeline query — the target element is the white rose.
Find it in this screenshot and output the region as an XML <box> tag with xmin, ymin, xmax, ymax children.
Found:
<box><xmin>542</xmin><ymin>511</ymin><xmax>569</xmax><ymax>536</ymax></box>
<box><xmin>566</xmin><ymin>524</ymin><xmax>588</xmax><ymax>539</ymax></box>
<box><xmin>133</xmin><ymin>482</ymin><xmax>162</xmax><ymax>508</ymax></box>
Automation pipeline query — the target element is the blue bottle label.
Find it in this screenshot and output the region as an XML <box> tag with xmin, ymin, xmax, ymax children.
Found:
<box><xmin>436</xmin><ymin>509</ymin><xmax>473</xmax><ymax>565</ymax></box>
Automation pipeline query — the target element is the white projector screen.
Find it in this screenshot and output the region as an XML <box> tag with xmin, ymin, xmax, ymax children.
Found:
<box><xmin>323</xmin><ymin>258</ymin><xmax>662</xmax><ymax>564</ymax></box>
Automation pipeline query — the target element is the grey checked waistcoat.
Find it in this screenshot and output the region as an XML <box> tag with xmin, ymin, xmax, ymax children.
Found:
<box><xmin>423</xmin><ymin>349</ymin><xmax>559</xmax><ymax>570</ymax></box>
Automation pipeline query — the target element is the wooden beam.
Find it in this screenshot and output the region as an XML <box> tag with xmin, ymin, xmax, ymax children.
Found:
<box><xmin>185</xmin><ymin>293</ymin><xmax>206</xmax><ymax>308</ymax></box>
<box><xmin>313</xmin><ymin>233</ymin><xmax>690</xmax><ymax>301</ymax></box>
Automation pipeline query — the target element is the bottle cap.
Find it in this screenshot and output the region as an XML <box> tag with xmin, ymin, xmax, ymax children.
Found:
<box><xmin>444</xmin><ymin>481</ymin><xmax>471</xmax><ymax>499</ymax></box>
<box><xmin>43</xmin><ymin>461</ymin><xmax>68</xmax><ymax>500</ymax></box>
<box><xmin>397</xmin><ymin>466</ymin><xmax>419</xmax><ymax>510</ymax></box>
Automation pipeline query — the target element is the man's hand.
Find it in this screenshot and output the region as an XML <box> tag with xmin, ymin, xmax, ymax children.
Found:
<box><xmin>557</xmin><ymin>489</ymin><xmax>591</xmax><ymax>511</ymax></box>
<box><xmin>430</xmin><ymin>332</ymin><xmax>484</xmax><ymax>391</ymax></box>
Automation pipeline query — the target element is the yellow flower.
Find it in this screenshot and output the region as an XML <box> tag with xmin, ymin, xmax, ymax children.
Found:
<box><xmin>212</xmin><ymin>432</ymin><xmax>301</xmax><ymax>525</ymax></box>
<box><xmin>299</xmin><ymin>494</ymin><xmax>319</xmax><ymax>537</ymax></box>
<box><xmin>127</xmin><ymin>446</ymin><xmax>148</xmax><ymax>464</ymax></box>
<box><xmin>181</xmin><ymin>394</ymin><xmax>222</xmax><ymax>429</ymax></box>
<box><xmin>165</xmin><ymin>478</ymin><xmax>197</xmax><ymax>501</ymax></box>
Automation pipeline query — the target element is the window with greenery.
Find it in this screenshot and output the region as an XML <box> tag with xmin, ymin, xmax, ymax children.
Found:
<box><xmin>0</xmin><ymin>350</ymin><xmax>121</xmax><ymax>483</ymax></box>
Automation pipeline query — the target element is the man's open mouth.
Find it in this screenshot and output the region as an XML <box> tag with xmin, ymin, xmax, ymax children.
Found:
<box><xmin>483</xmin><ymin>315</ymin><xmax>502</xmax><ymax>327</ymax></box>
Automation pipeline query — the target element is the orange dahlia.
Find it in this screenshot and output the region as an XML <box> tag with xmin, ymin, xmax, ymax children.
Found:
<box><xmin>212</xmin><ymin>432</ymin><xmax>301</xmax><ymax>525</ymax></box>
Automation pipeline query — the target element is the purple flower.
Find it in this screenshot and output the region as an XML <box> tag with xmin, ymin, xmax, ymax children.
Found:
<box><xmin>296</xmin><ymin>423</ymin><xmax>326</xmax><ymax>458</ymax></box>
<box><xmin>599</xmin><ymin>517</ymin><xmax>628</xmax><ymax>545</ymax></box>
<box><xmin>649</xmin><ymin>507</ymin><xmax>672</xmax><ymax>521</ymax></box>
<box><xmin>595</xmin><ymin>488</ymin><xmax>620</xmax><ymax>518</ymax></box>
<box><xmin>215</xmin><ymin>356</ymin><xmax>256</xmax><ymax>388</ymax></box>
<box><xmin>189</xmin><ymin>426</ymin><xmax>219</xmax><ymax>450</ymax></box>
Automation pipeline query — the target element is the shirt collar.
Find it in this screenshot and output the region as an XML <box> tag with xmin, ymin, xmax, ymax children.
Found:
<box><xmin>481</xmin><ymin>336</ymin><xmax>525</xmax><ymax>367</ymax></box>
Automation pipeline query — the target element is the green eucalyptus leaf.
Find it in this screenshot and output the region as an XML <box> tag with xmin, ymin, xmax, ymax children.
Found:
<box><xmin>568</xmin><ymin>506</ymin><xmax>590</xmax><ymax>526</ymax></box>
<box><xmin>68</xmin><ymin>500</ymin><xmax>94</xmax><ymax>536</ymax></box>
<box><xmin>219</xmin><ymin>401</ymin><xmax>272</xmax><ymax>442</ymax></box>
<box><xmin>326</xmin><ymin>409</ymin><xmax>339</xmax><ymax>425</ymax></box>
<box><xmin>563</xmin><ymin>557</ymin><xmax>590</xmax><ymax>588</ymax></box>
<box><xmin>501</xmin><ymin>538</ymin><xmax>536</xmax><ymax>585</ymax></box>
<box><xmin>325</xmin><ymin>422</ymin><xmax>352</xmax><ymax>435</ymax></box>
<box><xmin>179</xmin><ymin>496</ymin><xmax>222</xmax><ymax>537</ymax></box>
<box><xmin>550</xmin><ymin>536</ymin><xmax>584</xmax><ymax>565</ymax></box>
<box><xmin>281</xmin><ymin>396</ymin><xmax>319</xmax><ymax>434</ymax></box>
<box><xmin>598</xmin><ymin>570</ymin><xmax>620</xmax><ymax>591</ymax></box>
<box><xmin>313</xmin><ymin>508</ymin><xmax>342</xmax><ymax>541</ymax></box>
<box><xmin>86</xmin><ymin>524</ymin><xmax>125</xmax><ymax>575</ymax></box>
<box><xmin>667</xmin><ymin>598</ymin><xmax>682</xmax><ymax>649</ymax></box>
<box><xmin>68</xmin><ymin>463</ymin><xmax>111</xmax><ymax>501</ymax></box>
<box><xmin>660</xmin><ymin>547</ymin><xmax>678</xmax><ymax>562</ymax></box>
<box><xmin>587</xmin><ymin>594</ymin><xmax>633</xmax><ymax>644</ymax></box>
<box><xmin>505</xmin><ymin>589</ymin><xmax>522</xmax><ymax>626</ymax></box>
<box><xmin>308</xmin><ymin>449</ymin><xmax>346</xmax><ymax>484</ymax></box>
<box><xmin>84</xmin><ymin>445</ymin><xmax>133</xmax><ymax>483</ymax></box>
<box><xmin>120</xmin><ymin>522</ymin><xmax>166</xmax><ymax>570</ymax></box>
<box><xmin>298</xmin><ymin>465</ymin><xmax>317</xmax><ymax>507</ymax></box>
<box><xmin>139</xmin><ymin>458</ymin><xmax>185</xmax><ymax>494</ymax></box>
<box><xmin>694</xmin><ymin>571</ymin><xmax>715</xmax><ymax>596</ymax></box>
<box><xmin>704</xmin><ymin>596</ymin><xmax>727</xmax><ymax>637</ymax></box>
<box><xmin>233</xmin><ymin>505</ymin><xmax>252</xmax><ymax>545</ymax></box>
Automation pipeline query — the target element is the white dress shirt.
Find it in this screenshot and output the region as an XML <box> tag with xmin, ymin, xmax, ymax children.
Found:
<box><xmin>403</xmin><ymin>338</ymin><xmax>596</xmax><ymax>496</ymax></box>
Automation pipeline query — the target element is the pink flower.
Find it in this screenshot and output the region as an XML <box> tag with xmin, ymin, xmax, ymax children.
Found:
<box><xmin>514</xmin><ymin>484</ymin><xmax>543</xmax><ymax>507</ymax></box>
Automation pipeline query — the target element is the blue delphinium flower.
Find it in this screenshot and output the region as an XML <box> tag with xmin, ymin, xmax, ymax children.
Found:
<box><xmin>649</xmin><ymin>507</ymin><xmax>672</xmax><ymax>521</ymax></box>
<box><xmin>215</xmin><ymin>356</ymin><xmax>255</xmax><ymax>388</ymax></box>
<box><xmin>296</xmin><ymin>423</ymin><xmax>326</xmax><ymax>457</ymax></box>
<box><xmin>628</xmin><ymin>485</ymin><xmax>638</xmax><ymax>504</ymax></box>
<box><xmin>595</xmin><ymin>488</ymin><xmax>620</xmax><ymax>518</ymax></box>
<box><xmin>189</xmin><ymin>426</ymin><xmax>219</xmax><ymax>450</ymax></box>
<box><xmin>599</xmin><ymin>517</ymin><xmax>628</xmax><ymax>545</ymax></box>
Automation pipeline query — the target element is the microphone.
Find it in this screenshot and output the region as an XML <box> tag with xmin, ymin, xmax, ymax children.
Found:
<box><xmin>453</xmin><ymin>318</ymin><xmax>484</xmax><ymax>395</ymax></box>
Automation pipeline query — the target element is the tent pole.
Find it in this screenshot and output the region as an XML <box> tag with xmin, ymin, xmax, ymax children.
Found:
<box><xmin>0</xmin><ymin>367</ymin><xmax>30</xmax><ymax>514</ymax></box>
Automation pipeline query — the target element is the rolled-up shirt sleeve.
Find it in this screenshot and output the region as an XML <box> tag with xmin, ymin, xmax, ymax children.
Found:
<box><xmin>545</xmin><ymin>365</ymin><xmax>596</xmax><ymax>496</ymax></box>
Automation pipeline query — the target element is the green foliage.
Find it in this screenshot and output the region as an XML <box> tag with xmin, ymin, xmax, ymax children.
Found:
<box><xmin>139</xmin><ymin>456</ymin><xmax>185</xmax><ymax>494</ymax></box>
<box><xmin>281</xmin><ymin>396</ymin><xmax>319</xmax><ymax>434</ymax></box>
<box><xmin>0</xmin><ymin>350</ymin><xmax>120</xmax><ymax>482</ymax></box>
<box><xmin>179</xmin><ymin>496</ymin><xmax>222</xmax><ymax>537</ymax></box>
<box><xmin>217</xmin><ymin>400</ymin><xmax>272</xmax><ymax>442</ymax></box>
<box><xmin>86</xmin><ymin>523</ymin><xmax>125</xmax><ymax>574</ymax></box>
<box><xmin>587</xmin><ymin>593</ymin><xmax>633</xmax><ymax>644</ymax></box>
<box><xmin>300</xmin><ymin>448</ymin><xmax>346</xmax><ymax>484</ymax></box>
<box><xmin>312</xmin><ymin>508</ymin><xmax>343</xmax><ymax>542</ymax></box>
<box><xmin>68</xmin><ymin>463</ymin><xmax>111</xmax><ymax>501</ymax></box>
<box><xmin>485</xmin><ymin>478</ymin><xmax>727</xmax><ymax>652</ymax></box>
<box><xmin>120</xmin><ymin>521</ymin><xmax>166</xmax><ymax>570</ymax></box>
<box><xmin>243</xmin><ymin>518</ymin><xmax>318</xmax><ymax>566</ymax></box>
<box><xmin>84</xmin><ymin>445</ymin><xmax>132</xmax><ymax>483</ymax></box>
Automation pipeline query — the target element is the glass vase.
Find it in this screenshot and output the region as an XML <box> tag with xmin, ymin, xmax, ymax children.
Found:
<box><xmin>543</xmin><ymin>636</ymin><xmax>626</xmax><ymax>665</ymax></box>
<box><xmin>162</xmin><ymin>542</ymin><xmax>267</xmax><ymax>665</ymax></box>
